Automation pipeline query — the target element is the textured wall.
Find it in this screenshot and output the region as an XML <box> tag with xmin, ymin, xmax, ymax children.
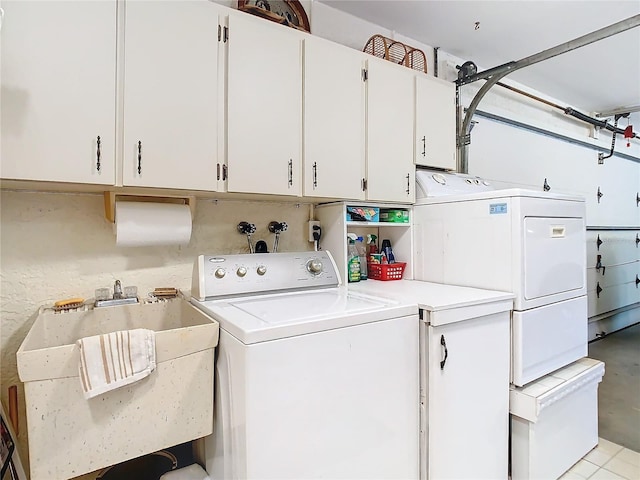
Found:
<box><xmin>0</xmin><ymin>190</ymin><xmax>312</xmax><ymax>470</ymax></box>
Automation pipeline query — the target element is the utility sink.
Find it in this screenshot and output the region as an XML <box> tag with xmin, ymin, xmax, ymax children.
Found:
<box><xmin>17</xmin><ymin>297</ymin><xmax>219</xmax><ymax>480</ymax></box>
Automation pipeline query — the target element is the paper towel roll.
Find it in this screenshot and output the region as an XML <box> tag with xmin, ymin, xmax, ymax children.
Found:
<box><xmin>115</xmin><ymin>201</ymin><xmax>192</xmax><ymax>247</ymax></box>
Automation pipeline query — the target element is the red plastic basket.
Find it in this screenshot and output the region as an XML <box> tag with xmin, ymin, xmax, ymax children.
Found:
<box><xmin>367</xmin><ymin>262</ymin><xmax>406</xmax><ymax>281</ymax></box>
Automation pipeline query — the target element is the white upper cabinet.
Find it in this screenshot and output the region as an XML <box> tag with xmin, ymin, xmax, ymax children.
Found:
<box><xmin>366</xmin><ymin>58</ymin><xmax>415</xmax><ymax>203</ymax></box>
<box><xmin>303</xmin><ymin>37</ymin><xmax>366</xmax><ymax>200</ymax></box>
<box><xmin>1</xmin><ymin>1</ymin><xmax>117</xmax><ymax>185</ymax></box>
<box><xmin>415</xmin><ymin>75</ymin><xmax>457</xmax><ymax>170</ymax></box>
<box><xmin>122</xmin><ymin>0</ymin><xmax>220</xmax><ymax>190</ymax></box>
<box><xmin>226</xmin><ymin>13</ymin><xmax>303</xmax><ymax>196</ymax></box>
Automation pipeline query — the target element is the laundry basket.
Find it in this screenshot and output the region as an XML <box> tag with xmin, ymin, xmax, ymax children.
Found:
<box><xmin>363</xmin><ymin>34</ymin><xmax>427</xmax><ymax>73</ymax></box>
<box><xmin>367</xmin><ymin>262</ymin><xmax>407</xmax><ymax>281</ymax></box>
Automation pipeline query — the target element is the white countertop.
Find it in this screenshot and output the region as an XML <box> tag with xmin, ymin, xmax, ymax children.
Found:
<box><xmin>349</xmin><ymin>279</ymin><xmax>514</xmax><ymax>326</ymax></box>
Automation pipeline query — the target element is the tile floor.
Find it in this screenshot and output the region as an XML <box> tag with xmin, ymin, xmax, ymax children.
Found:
<box><xmin>560</xmin><ymin>437</ymin><xmax>640</xmax><ymax>480</ymax></box>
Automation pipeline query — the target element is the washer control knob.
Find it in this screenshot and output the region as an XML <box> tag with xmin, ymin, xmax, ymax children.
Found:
<box><xmin>236</xmin><ymin>266</ymin><xmax>247</xmax><ymax>277</ymax></box>
<box><xmin>256</xmin><ymin>265</ymin><xmax>267</xmax><ymax>276</ymax></box>
<box><xmin>214</xmin><ymin>268</ymin><xmax>226</xmax><ymax>279</ymax></box>
<box><xmin>306</xmin><ymin>259</ymin><xmax>323</xmax><ymax>275</ymax></box>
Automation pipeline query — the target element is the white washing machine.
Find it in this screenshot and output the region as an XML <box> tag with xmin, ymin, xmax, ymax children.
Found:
<box><xmin>190</xmin><ymin>251</ymin><xmax>420</xmax><ymax>479</ymax></box>
<box><xmin>414</xmin><ymin>169</ymin><xmax>588</xmax><ymax>386</ymax></box>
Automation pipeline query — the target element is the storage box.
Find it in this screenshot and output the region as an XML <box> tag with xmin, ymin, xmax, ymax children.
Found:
<box><xmin>367</xmin><ymin>262</ymin><xmax>407</xmax><ymax>280</ymax></box>
<box><xmin>510</xmin><ymin>358</ymin><xmax>604</xmax><ymax>480</ymax></box>
<box><xmin>346</xmin><ymin>206</ymin><xmax>379</xmax><ymax>222</ymax></box>
<box><xmin>17</xmin><ymin>298</ymin><xmax>219</xmax><ymax>480</ymax></box>
<box><xmin>380</xmin><ymin>209</ymin><xmax>409</xmax><ymax>223</ymax></box>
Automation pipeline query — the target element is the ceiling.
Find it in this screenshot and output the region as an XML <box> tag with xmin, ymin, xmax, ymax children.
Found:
<box><xmin>318</xmin><ymin>1</ymin><xmax>640</xmax><ymax>125</ymax></box>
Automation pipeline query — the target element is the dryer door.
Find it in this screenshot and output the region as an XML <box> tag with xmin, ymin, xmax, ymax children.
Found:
<box><xmin>523</xmin><ymin>217</ymin><xmax>585</xmax><ymax>301</ymax></box>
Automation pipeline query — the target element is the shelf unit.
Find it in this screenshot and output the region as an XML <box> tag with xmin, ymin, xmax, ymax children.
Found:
<box><xmin>315</xmin><ymin>202</ymin><xmax>413</xmax><ymax>284</ymax></box>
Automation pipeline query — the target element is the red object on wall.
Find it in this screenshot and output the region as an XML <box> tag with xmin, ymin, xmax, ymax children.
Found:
<box><xmin>624</xmin><ymin>125</ymin><xmax>633</xmax><ymax>147</ymax></box>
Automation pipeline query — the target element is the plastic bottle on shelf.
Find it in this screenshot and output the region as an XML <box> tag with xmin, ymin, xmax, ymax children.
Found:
<box><xmin>356</xmin><ymin>236</ymin><xmax>368</xmax><ymax>280</ymax></box>
<box><xmin>346</xmin><ymin>234</ymin><xmax>361</xmax><ymax>283</ymax></box>
<box><xmin>367</xmin><ymin>234</ymin><xmax>378</xmax><ymax>256</ymax></box>
<box><xmin>381</xmin><ymin>239</ymin><xmax>396</xmax><ymax>264</ymax></box>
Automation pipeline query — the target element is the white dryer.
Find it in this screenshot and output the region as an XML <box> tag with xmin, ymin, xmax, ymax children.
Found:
<box><xmin>191</xmin><ymin>251</ymin><xmax>420</xmax><ymax>479</ymax></box>
<box><xmin>414</xmin><ymin>169</ymin><xmax>588</xmax><ymax>386</ymax></box>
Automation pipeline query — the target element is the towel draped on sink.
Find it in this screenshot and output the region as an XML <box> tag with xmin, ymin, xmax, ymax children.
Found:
<box><xmin>77</xmin><ymin>328</ymin><xmax>156</xmax><ymax>399</ymax></box>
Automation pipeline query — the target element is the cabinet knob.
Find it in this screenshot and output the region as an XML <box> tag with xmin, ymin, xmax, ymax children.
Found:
<box><xmin>96</xmin><ymin>135</ymin><xmax>101</xmax><ymax>172</ymax></box>
<box><xmin>440</xmin><ymin>334</ymin><xmax>448</xmax><ymax>370</ymax></box>
<box><xmin>595</xmin><ymin>255</ymin><xmax>605</xmax><ymax>275</ymax></box>
<box><xmin>312</xmin><ymin>162</ymin><xmax>318</xmax><ymax>188</ymax></box>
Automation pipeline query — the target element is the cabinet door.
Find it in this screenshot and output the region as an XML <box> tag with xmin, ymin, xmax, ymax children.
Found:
<box><xmin>1</xmin><ymin>1</ymin><xmax>116</xmax><ymax>184</ymax></box>
<box><xmin>366</xmin><ymin>59</ymin><xmax>415</xmax><ymax>203</ymax></box>
<box><xmin>426</xmin><ymin>313</ymin><xmax>509</xmax><ymax>480</ymax></box>
<box><xmin>227</xmin><ymin>14</ymin><xmax>302</xmax><ymax>196</ymax></box>
<box><xmin>122</xmin><ymin>0</ymin><xmax>219</xmax><ymax>190</ymax></box>
<box><xmin>304</xmin><ymin>37</ymin><xmax>365</xmax><ymax>200</ymax></box>
<box><xmin>415</xmin><ymin>75</ymin><xmax>456</xmax><ymax>170</ymax></box>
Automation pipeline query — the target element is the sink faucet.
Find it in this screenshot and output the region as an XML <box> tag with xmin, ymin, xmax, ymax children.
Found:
<box><xmin>113</xmin><ymin>280</ymin><xmax>124</xmax><ymax>299</ymax></box>
<box><xmin>94</xmin><ymin>280</ymin><xmax>138</xmax><ymax>308</ymax></box>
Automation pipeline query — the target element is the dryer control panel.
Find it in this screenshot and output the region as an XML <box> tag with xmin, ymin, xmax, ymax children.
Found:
<box><xmin>191</xmin><ymin>251</ymin><xmax>340</xmax><ymax>301</ymax></box>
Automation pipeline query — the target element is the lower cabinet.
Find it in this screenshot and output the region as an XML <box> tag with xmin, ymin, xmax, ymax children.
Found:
<box><xmin>422</xmin><ymin>310</ymin><xmax>510</xmax><ymax>480</ymax></box>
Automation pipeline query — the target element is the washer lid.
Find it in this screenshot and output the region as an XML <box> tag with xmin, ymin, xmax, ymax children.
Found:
<box><xmin>192</xmin><ymin>288</ymin><xmax>416</xmax><ymax>344</ymax></box>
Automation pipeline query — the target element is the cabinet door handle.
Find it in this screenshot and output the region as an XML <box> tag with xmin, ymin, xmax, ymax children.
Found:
<box><xmin>222</xmin><ymin>164</ymin><xmax>228</xmax><ymax>181</ymax></box>
<box><xmin>597</xmin><ymin>234</ymin><xmax>603</xmax><ymax>250</ymax></box>
<box><xmin>312</xmin><ymin>162</ymin><xmax>318</xmax><ymax>188</ymax></box>
<box><xmin>636</xmin><ymin>233</ymin><xmax>639</xmax><ymax>247</ymax></box>
<box><xmin>288</xmin><ymin>159</ymin><xmax>293</xmax><ymax>187</ymax></box>
<box><xmin>217</xmin><ymin>163</ymin><xmax>220</xmax><ymax>181</ymax></box>
<box><xmin>596</xmin><ymin>282</ymin><xmax>603</xmax><ymax>298</ymax></box>
<box><xmin>543</xmin><ymin>178</ymin><xmax>551</xmax><ymax>191</ymax></box>
<box><xmin>406</xmin><ymin>173</ymin><xmax>411</xmax><ymax>195</ymax></box>
<box><xmin>137</xmin><ymin>141</ymin><xmax>142</xmax><ymax>175</ymax></box>
<box><xmin>637</xmin><ymin>192</ymin><xmax>639</xmax><ymax>207</ymax></box>
<box><xmin>96</xmin><ymin>135</ymin><xmax>101</xmax><ymax>172</ymax></box>
<box><xmin>636</xmin><ymin>274</ymin><xmax>639</xmax><ymax>288</ymax></box>
<box><xmin>439</xmin><ymin>334</ymin><xmax>448</xmax><ymax>370</ymax></box>
<box><xmin>421</xmin><ymin>136</ymin><xmax>426</xmax><ymax>157</ymax></box>
<box><xmin>597</xmin><ymin>186</ymin><xmax>603</xmax><ymax>203</ymax></box>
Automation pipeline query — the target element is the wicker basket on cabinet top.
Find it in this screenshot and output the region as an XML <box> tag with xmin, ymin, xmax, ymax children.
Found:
<box><xmin>363</xmin><ymin>34</ymin><xmax>427</xmax><ymax>73</ymax></box>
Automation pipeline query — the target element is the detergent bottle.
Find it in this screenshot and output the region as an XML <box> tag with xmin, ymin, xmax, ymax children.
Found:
<box><xmin>346</xmin><ymin>234</ymin><xmax>361</xmax><ymax>282</ymax></box>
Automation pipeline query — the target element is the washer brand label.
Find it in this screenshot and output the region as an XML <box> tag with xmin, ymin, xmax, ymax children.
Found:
<box><xmin>489</xmin><ymin>203</ymin><xmax>508</xmax><ymax>214</ymax></box>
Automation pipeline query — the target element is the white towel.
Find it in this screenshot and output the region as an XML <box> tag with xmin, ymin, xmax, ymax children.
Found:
<box><xmin>77</xmin><ymin>328</ymin><xmax>156</xmax><ymax>399</ymax></box>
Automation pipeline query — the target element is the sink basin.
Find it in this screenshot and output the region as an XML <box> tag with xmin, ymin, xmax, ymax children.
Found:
<box><xmin>17</xmin><ymin>297</ymin><xmax>219</xmax><ymax>480</ymax></box>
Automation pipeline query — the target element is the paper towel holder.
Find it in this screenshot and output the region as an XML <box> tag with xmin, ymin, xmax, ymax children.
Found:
<box><xmin>103</xmin><ymin>192</ymin><xmax>196</xmax><ymax>223</ymax></box>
